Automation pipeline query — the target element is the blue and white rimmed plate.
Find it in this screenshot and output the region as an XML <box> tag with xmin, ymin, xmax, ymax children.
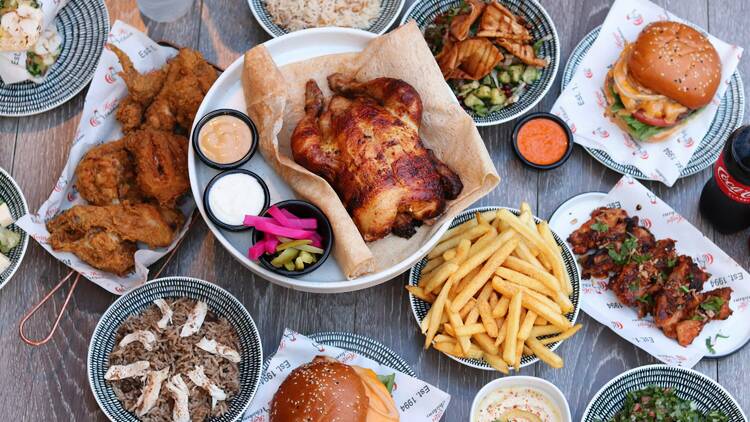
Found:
<box><xmin>263</xmin><ymin>331</ymin><xmax>415</xmax><ymax>376</ymax></box>
<box><xmin>562</xmin><ymin>25</ymin><xmax>745</xmax><ymax>180</ymax></box>
<box><xmin>582</xmin><ymin>364</ymin><xmax>746</xmax><ymax>422</ymax></box>
<box><xmin>247</xmin><ymin>0</ymin><xmax>405</xmax><ymax>38</ymax></box>
<box><xmin>0</xmin><ymin>167</ymin><xmax>29</xmax><ymax>289</ymax></box>
<box><xmin>401</xmin><ymin>0</ymin><xmax>560</xmax><ymax>126</ymax></box>
<box><xmin>407</xmin><ymin>206</ymin><xmax>581</xmax><ymax>371</ymax></box>
<box><xmin>0</xmin><ymin>0</ymin><xmax>109</xmax><ymax>117</ymax></box>
<box><xmin>87</xmin><ymin>277</ymin><xmax>263</xmax><ymax>422</ymax></box>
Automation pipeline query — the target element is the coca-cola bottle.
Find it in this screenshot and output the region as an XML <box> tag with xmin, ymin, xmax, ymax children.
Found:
<box><xmin>700</xmin><ymin>125</ymin><xmax>750</xmax><ymax>234</ymax></box>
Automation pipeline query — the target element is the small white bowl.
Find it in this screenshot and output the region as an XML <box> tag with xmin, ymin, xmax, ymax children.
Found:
<box><xmin>470</xmin><ymin>376</ymin><xmax>572</xmax><ymax>422</ymax></box>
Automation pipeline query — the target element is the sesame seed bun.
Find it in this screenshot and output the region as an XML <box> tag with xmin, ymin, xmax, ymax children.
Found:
<box><xmin>628</xmin><ymin>21</ymin><xmax>721</xmax><ymax>109</ymax></box>
<box><xmin>269</xmin><ymin>357</ymin><xmax>369</xmax><ymax>422</ymax></box>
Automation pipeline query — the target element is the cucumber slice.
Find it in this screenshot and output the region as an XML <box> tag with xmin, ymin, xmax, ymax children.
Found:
<box><xmin>0</xmin><ymin>203</ymin><xmax>13</xmax><ymax>228</ymax></box>
<box><xmin>521</xmin><ymin>67</ymin><xmax>540</xmax><ymax>84</ymax></box>
<box><xmin>509</xmin><ymin>64</ymin><xmax>525</xmax><ymax>83</ymax></box>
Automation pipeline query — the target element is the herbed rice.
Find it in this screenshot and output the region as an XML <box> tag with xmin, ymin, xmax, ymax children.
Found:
<box><xmin>108</xmin><ymin>298</ymin><xmax>241</xmax><ymax>422</ymax></box>
<box><xmin>263</xmin><ymin>0</ymin><xmax>382</xmax><ymax>32</ymax></box>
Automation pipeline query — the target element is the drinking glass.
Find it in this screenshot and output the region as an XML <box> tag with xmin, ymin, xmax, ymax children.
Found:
<box><xmin>136</xmin><ymin>0</ymin><xmax>195</xmax><ymax>23</ymax></box>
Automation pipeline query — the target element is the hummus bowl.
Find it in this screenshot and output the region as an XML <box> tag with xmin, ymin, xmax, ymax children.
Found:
<box><xmin>470</xmin><ymin>376</ymin><xmax>571</xmax><ymax>422</ymax></box>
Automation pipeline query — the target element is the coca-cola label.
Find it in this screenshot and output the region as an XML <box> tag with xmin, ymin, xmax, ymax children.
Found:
<box><xmin>715</xmin><ymin>152</ymin><xmax>750</xmax><ymax>204</ymax></box>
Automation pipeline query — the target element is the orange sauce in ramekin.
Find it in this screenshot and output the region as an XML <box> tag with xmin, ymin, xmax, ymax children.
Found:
<box><xmin>516</xmin><ymin>118</ymin><xmax>569</xmax><ymax>166</ymax></box>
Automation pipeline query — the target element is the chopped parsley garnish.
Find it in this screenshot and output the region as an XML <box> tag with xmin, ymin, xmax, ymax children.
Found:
<box><xmin>700</xmin><ymin>296</ymin><xmax>725</xmax><ymax>313</ymax></box>
<box><xmin>591</xmin><ymin>221</ymin><xmax>609</xmax><ymax>232</ymax></box>
<box><xmin>667</xmin><ymin>257</ymin><xmax>677</xmax><ymax>268</ymax></box>
<box><xmin>690</xmin><ymin>314</ymin><xmax>706</xmax><ymax>321</ymax></box>
<box><xmin>632</xmin><ymin>253</ymin><xmax>651</xmax><ymax>265</ymax></box>
<box><xmin>636</xmin><ymin>294</ymin><xmax>652</xmax><ymax>305</ymax></box>
<box><xmin>611</xmin><ymin>386</ymin><xmax>728</xmax><ymax>422</ymax></box>
<box><xmin>706</xmin><ymin>336</ymin><xmax>717</xmax><ymax>354</ymax></box>
<box><xmin>680</xmin><ymin>285</ymin><xmax>691</xmax><ymax>294</ymax></box>
<box><xmin>607</xmin><ymin>235</ymin><xmax>639</xmax><ymax>265</ymax></box>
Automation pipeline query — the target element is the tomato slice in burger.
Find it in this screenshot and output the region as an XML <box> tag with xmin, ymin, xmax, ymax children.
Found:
<box><xmin>632</xmin><ymin>110</ymin><xmax>673</xmax><ymax>127</ymax></box>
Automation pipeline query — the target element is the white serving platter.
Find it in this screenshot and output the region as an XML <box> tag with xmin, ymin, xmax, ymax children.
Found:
<box><xmin>188</xmin><ymin>27</ymin><xmax>452</xmax><ymax>293</ymax></box>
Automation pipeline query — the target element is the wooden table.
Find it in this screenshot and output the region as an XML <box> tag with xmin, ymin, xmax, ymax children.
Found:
<box><xmin>1</xmin><ymin>0</ymin><xmax>748</xmax><ymax>420</ymax></box>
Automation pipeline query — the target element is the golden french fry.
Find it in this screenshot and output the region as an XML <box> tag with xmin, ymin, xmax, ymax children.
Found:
<box><xmin>450</xmin><ymin>232</ymin><xmax>518</xmax><ymax>312</ymax></box>
<box><xmin>523</xmin><ymin>345</ymin><xmax>534</xmax><ymax>356</ymax></box>
<box><xmin>492</xmin><ymin>296</ymin><xmax>511</xmax><ymax>318</ymax></box>
<box><xmin>424</xmin><ymin>262</ymin><xmax>459</xmax><ymax>293</ymax></box>
<box><xmin>406</xmin><ymin>285</ymin><xmax>436</xmax><ymax>303</ymax></box>
<box><xmin>473</xmin><ymin>332</ymin><xmax>499</xmax><ymax>355</ymax></box>
<box><xmin>527</xmin><ymin>336</ymin><xmax>564</xmax><ymax>368</ymax></box>
<box><xmin>529</xmin><ymin>324</ymin><xmax>564</xmax><ymax>338</ymax></box>
<box><xmin>493</xmin><ymin>277</ymin><xmax>563</xmax><ymax>314</ymax></box>
<box><xmin>492</xmin><ymin>278</ymin><xmax>571</xmax><ymax>330</ymax></box>
<box><xmin>452</xmin><ymin>266</ymin><xmax>482</xmax><ymax>299</ymax></box>
<box><xmin>428</xmin><ymin>225</ymin><xmax>490</xmax><ymax>259</ymax></box>
<box><xmin>465</xmin><ymin>344</ymin><xmax>484</xmax><ymax>359</ymax></box>
<box><xmin>535</xmin><ymin>318</ymin><xmax>548</xmax><ymax>326</ymax></box>
<box><xmin>514</xmin><ymin>240</ymin><xmax>546</xmax><ymax>270</ymax></box>
<box><xmin>458</xmin><ymin>298</ymin><xmax>476</xmax><ymax>320</ymax></box>
<box><xmin>478</xmin><ymin>300</ymin><xmax>499</xmax><ymax>338</ymax></box>
<box><xmin>454</xmin><ymin>323</ymin><xmax>486</xmax><ymax>337</ymax></box>
<box><xmin>446</xmin><ymin>302</ymin><xmax>472</xmax><ymax>354</ymax></box>
<box><xmin>502</xmin><ymin>256</ymin><xmax>560</xmax><ymax>293</ymax></box>
<box><xmin>425</xmin><ymin>277</ymin><xmax>454</xmax><ymax>348</ymax></box>
<box><xmin>496</xmin><ymin>267</ymin><xmax>556</xmax><ymax>297</ymax></box>
<box><xmin>539</xmin><ymin>324</ymin><xmax>583</xmax><ymax>345</ymax></box>
<box><xmin>433</xmin><ymin>341</ymin><xmax>463</xmax><ymax>357</ymax></box>
<box><xmin>440</xmin><ymin>211</ymin><xmax>498</xmax><ymax>243</ymax></box>
<box><xmin>484</xmin><ymin>353</ymin><xmax>510</xmax><ymax>374</ymax></box>
<box><xmin>514</xmin><ymin>338</ymin><xmax>523</xmax><ymax>370</ymax></box>
<box><xmin>443</xmin><ymin>323</ymin><xmax>456</xmax><ymax>337</ymax></box>
<box><xmin>442</xmin><ymin>249</ymin><xmax>457</xmax><ymax>261</ymax></box>
<box><xmin>433</xmin><ymin>334</ymin><xmax>456</xmax><ymax>344</ymax></box>
<box><xmin>490</xmin><ymin>292</ymin><xmax>499</xmax><ymax>309</ymax></box>
<box><xmin>465</xmin><ymin>307</ymin><xmax>480</xmax><ymax>325</ymax></box>
<box><xmin>502</xmin><ymin>290</ymin><xmax>523</xmax><ymax>364</ymax></box>
<box><xmin>518</xmin><ymin>310</ymin><xmax>537</xmax><ymax>341</ymax></box>
<box><xmin>422</xmin><ymin>256</ymin><xmax>444</xmax><ymax>276</ymax></box>
<box><xmin>538</xmin><ymin>221</ymin><xmax>573</xmax><ymax>295</ymax></box>
<box><xmin>420</xmin><ymin>306</ymin><xmax>433</xmax><ymax>334</ymax></box>
<box><xmin>494</xmin><ymin>318</ymin><xmax>508</xmax><ymax>346</ymax></box>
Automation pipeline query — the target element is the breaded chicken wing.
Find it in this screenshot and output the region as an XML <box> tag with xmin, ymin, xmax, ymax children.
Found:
<box><xmin>124</xmin><ymin>129</ymin><xmax>190</xmax><ymax>208</ymax></box>
<box><xmin>109</xmin><ymin>45</ymin><xmax>167</xmax><ymax>132</ymax></box>
<box><xmin>75</xmin><ymin>139</ymin><xmax>143</xmax><ymax>206</ymax></box>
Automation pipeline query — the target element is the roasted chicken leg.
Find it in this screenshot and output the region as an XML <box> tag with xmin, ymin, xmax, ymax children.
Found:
<box><xmin>291</xmin><ymin>74</ymin><xmax>463</xmax><ymax>241</ymax></box>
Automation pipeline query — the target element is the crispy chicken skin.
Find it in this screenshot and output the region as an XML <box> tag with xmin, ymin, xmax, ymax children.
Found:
<box><xmin>291</xmin><ymin>74</ymin><xmax>463</xmax><ymax>241</ymax></box>
<box><xmin>75</xmin><ymin>139</ymin><xmax>143</xmax><ymax>206</ymax></box>
<box><xmin>124</xmin><ymin>129</ymin><xmax>190</xmax><ymax>208</ymax></box>
<box><xmin>47</xmin><ymin>204</ymin><xmax>184</xmax><ymax>275</ymax></box>
<box><xmin>110</xmin><ymin>45</ymin><xmax>167</xmax><ymax>132</ymax></box>
<box><xmin>569</xmin><ymin>207</ymin><xmax>733</xmax><ymax>346</ymax></box>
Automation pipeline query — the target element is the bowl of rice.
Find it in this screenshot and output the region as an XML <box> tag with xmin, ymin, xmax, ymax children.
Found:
<box><xmin>88</xmin><ymin>276</ymin><xmax>263</xmax><ymax>422</ymax></box>
<box><xmin>248</xmin><ymin>0</ymin><xmax>406</xmax><ymax>37</ymax></box>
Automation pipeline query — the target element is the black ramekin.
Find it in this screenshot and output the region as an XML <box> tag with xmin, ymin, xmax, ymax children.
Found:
<box><xmin>193</xmin><ymin>109</ymin><xmax>259</xmax><ymax>170</ymax></box>
<box><xmin>512</xmin><ymin>112</ymin><xmax>574</xmax><ymax>170</ymax></box>
<box><xmin>250</xmin><ymin>200</ymin><xmax>333</xmax><ymax>277</ymax></box>
<box><xmin>203</xmin><ymin>169</ymin><xmax>270</xmax><ymax>232</ymax></box>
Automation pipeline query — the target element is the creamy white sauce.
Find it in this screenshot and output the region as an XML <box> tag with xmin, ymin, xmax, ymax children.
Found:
<box><xmin>208</xmin><ymin>173</ymin><xmax>265</xmax><ymax>226</ymax></box>
<box><xmin>474</xmin><ymin>387</ymin><xmax>562</xmax><ymax>422</ymax></box>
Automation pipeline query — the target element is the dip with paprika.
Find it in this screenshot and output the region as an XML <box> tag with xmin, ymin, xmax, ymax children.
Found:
<box><xmin>513</xmin><ymin>113</ymin><xmax>572</xmax><ymax>169</ymax></box>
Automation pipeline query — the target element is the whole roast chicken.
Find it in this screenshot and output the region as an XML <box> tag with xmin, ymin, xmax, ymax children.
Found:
<box><xmin>291</xmin><ymin>74</ymin><xmax>463</xmax><ymax>241</ymax></box>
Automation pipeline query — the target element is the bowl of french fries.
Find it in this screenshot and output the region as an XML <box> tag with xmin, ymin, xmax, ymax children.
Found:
<box><xmin>406</xmin><ymin>203</ymin><xmax>582</xmax><ymax>373</ymax></box>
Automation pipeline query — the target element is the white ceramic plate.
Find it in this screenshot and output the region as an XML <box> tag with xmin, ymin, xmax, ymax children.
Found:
<box><xmin>188</xmin><ymin>28</ymin><xmax>453</xmax><ymax>293</ymax></box>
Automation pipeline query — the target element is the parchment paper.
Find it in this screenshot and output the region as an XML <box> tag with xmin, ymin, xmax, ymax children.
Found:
<box><xmin>0</xmin><ymin>0</ymin><xmax>68</xmax><ymax>84</ymax></box>
<box><xmin>242</xmin><ymin>22</ymin><xmax>500</xmax><ymax>279</ymax></box>
<box><xmin>16</xmin><ymin>21</ymin><xmax>194</xmax><ymax>295</ymax></box>
<box><xmin>243</xmin><ymin>329</ymin><xmax>451</xmax><ymax>421</ymax></box>
<box><xmin>551</xmin><ymin>0</ymin><xmax>743</xmax><ymax>186</ymax></box>
<box><xmin>551</xmin><ymin>176</ymin><xmax>750</xmax><ymax>367</ymax></box>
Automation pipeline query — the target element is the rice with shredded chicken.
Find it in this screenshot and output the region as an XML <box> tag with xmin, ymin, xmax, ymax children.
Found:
<box><xmin>107</xmin><ymin>299</ymin><xmax>240</xmax><ymax>422</ymax></box>
<box><xmin>263</xmin><ymin>0</ymin><xmax>382</xmax><ymax>32</ymax></box>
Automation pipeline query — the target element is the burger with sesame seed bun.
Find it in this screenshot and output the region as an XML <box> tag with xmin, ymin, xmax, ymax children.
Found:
<box><xmin>604</xmin><ymin>21</ymin><xmax>722</xmax><ymax>142</ymax></box>
<box><xmin>269</xmin><ymin>356</ymin><xmax>400</xmax><ymax>422</ymax></box>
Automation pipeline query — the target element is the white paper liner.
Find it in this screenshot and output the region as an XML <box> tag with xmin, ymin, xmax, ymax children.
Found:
<box><xmin>554</xmin><ymin>176</ymin><xmax>750</xmax><ymax>367</ymax></box>
<box><xmin>551</xmin><ymin>0</ymin><xmax>743</xmax><ymax>186</ymax></box>
<box><xmin>16</xmin><ymin>21</ymin><xmax>194</xmax><ymax>295</ymax></box>
<box><xmin>0</xmin><ymin>0</ymin><xmax>69</xmax><ymax>84</ymax></box>
<box><xmin>243</xmin><ymin>329</ymin><xmax>451</xmax><ymax>421</ymax></box>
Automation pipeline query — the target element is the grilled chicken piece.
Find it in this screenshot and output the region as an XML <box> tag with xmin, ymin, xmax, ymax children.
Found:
<box><xmin>477</xmin><ymin>1</ymin><xmax>532</xmax><ymax>41</ymax></box>
<box><xmin>449</xmin><ymin>0</ymin><xmax>485</xmax><ymax>41</ymax></box>
<box><xmin>437</xmin><ymin>38</ymin><xmax>504</xmax><ymax>80</ymax></box>
<box><xmin>568</xmin><ymin>207</ymin><xmax>629</xmax><ymax>254</ymax></box>
<box><xmin>291</xmin><ymin>74</ymin><xmax>463</xmax><ymax>241</ymax></box>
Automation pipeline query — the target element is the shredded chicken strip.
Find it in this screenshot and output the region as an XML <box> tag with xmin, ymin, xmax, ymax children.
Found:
<box><xmin>135</xmin><ymin>367</ymin><xmax>169</xmax><ymax>416</ymax></box>
<box><xmin>179</xmin><ymin>300</ymin><xmax>207</xmax><ymax>337</ymax></box>
<box><xmin>196</xmin><ymin>337</ymin><xmax>241</xmax><ymax>363</ymax></box>
<box><xmin>119</xmin><ymin>330</ymin><xmax>157</xmax><ymax>351</ymax></box>
<box><xmin>186</xmin><ymin>365</ymin><xmax>227</xmax><ymax>410</ymax></box>
<box><xmin>165</xmin><ymin>374</ymin><xmax>190</xmax><ymax>422</ymax></box>
<box><xmin>104</xmin><ymin>360</ymin><xmax>150</xmax><ymax>380</ymax></box>
<box><xmin>153</xmin><ymin>299</ymin><xmax>173</xmax><ymax>329</ymax></box>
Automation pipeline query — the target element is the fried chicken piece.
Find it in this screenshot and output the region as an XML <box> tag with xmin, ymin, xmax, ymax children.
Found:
<box><xmin>496</xmin><ymin>39</ymin><xmax>549</xmax><ymax>67</ymax></box>
<box><xmin>144</xmin><ymin>48</ymin><xmax>218</xmax><ymax>132</ymax></box>
<box><xmin>47</xmin><ymin>204</ymin><xmax>184</xmax><ymax>275</ymax></box>
<box><xmin>47</xmin><ymin>204</ymin><xmax>184</xmax><ymax>249</ymax></box>
<box><xmin>109</xmin><ymin>45</ymin><xmax>167</xmax><ymax>132</ymax></box>
<box><xmin>437</xmin><ymin>38</ymin><xmax>504</xmax><ymax>80</ymax></box>
<box><xmin>124</xmin><ymin>130</ymin><xmax>190</xmax><ymax>208</ymax></box>
<box><xmin>449</xmin><ymin>0</ymin><xmax>485</xmax><ymax>41</ymax></box>
<box><xmin>476</xmin><ymin>1</ymin><xmax>532</xmax><ymax>41</ymax></box>
<box><xmin>75</xmin><ymin>139</ymin><xmax>143</xmax><ymax>205</ymax></box>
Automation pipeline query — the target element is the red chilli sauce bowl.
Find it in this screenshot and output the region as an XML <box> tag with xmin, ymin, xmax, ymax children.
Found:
<box><xmin>512</xmin><ymin>112</ymin><xmax>574</xmax><ymax>170</ymax></box>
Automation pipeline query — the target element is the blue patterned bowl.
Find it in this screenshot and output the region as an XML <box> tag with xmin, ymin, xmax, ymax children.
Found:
<box><xmin>0</xmin><ymin>167</ymin><xmax>28</xmax><ymax>289</ymax></box>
